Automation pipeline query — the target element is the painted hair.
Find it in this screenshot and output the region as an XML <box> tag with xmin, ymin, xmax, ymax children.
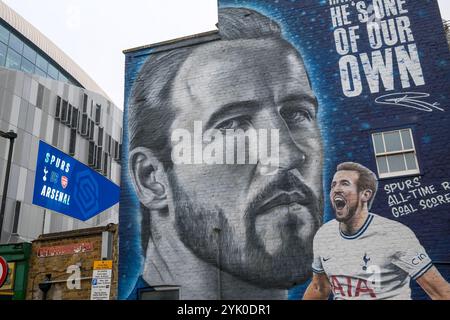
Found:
<box><xmin>128</xmin><ymin>7</ymin><xmax>298</xmax><ymax>168</ymax></box>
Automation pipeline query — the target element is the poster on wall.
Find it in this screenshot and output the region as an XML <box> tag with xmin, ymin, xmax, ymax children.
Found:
<box><xmin>119</xmin><ymin>0</ymin><xmax>450</xmax><ymax>300</ymax></box>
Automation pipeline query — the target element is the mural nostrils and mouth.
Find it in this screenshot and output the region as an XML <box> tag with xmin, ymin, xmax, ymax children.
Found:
<box><xmin>247</xmin><ymin>171</ymin><xmax>321</xmax><ymax>227</ymax></box>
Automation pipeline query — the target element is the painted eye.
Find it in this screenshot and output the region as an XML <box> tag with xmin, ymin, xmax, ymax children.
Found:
<box><xmin>280</xmin><ymin>106</ymin><xmax>312</xmax><ymax>124</ymax></box>
<box><xmin>216</xmin><ymin>117</ymin><xmax>251</xmax><ymax>132</ymax></box>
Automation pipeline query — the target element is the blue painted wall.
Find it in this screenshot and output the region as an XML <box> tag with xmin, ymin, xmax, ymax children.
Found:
<box><xmin>120</xmin><ymin>0</ymin><xmax>450</xmax><ymax>300</ymax></box>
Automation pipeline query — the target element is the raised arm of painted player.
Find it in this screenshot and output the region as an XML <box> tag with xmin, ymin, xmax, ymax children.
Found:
<box><xmin>303</xmin><ymin>273</ymin><xmax>332</xmax><ymax>300</ymax></box>
<box><xmin>416</xmin><ymin>267</ymin><xmax>450</xmax><ymax>300</ymax></box>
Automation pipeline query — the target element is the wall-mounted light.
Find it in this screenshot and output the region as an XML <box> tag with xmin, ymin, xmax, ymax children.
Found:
<box><xmin>38</xmin><ymin>274</ymin><xmax>52</xmax><ymax>300</ymax></box>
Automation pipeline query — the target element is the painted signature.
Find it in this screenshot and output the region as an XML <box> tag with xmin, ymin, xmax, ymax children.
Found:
<box><xmin>375</xmin><ymin>92</ymin><xmax>444</xmax><ymax>112</ymax></box>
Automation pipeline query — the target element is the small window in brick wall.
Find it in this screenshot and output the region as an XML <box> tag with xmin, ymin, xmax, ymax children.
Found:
<box><xmin>372</xmin><ymin>129</ymin><xmax>420</xmax><ymax>179</ymax></box>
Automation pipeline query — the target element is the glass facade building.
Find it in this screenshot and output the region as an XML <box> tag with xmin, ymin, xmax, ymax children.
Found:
<box><xmin>0</xmin><ymin>22</ymin><xmax>78</xmax><ymax>86</ymax></box>
<box><xmin>0</xmin><ymin>3</ymin><xmax>122</xmax><ymax>244</ymax></box>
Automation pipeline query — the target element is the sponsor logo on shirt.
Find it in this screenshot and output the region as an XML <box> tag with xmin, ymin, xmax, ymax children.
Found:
<box><xmin>412</xmin><ymin>253</ymin><xmax>428</xmax><ymax>266</ymax></box>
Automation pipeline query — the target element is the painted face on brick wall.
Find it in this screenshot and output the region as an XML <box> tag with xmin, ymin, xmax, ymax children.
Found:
<box><xmin>330</xmin><ymin>170</ymin><xmax>362</xmax><ymax>223</ymax></box>
<box><xmin>161</xmin><ymin>39</ymin><xmax>324</xmax><ymax>287</ymax></box>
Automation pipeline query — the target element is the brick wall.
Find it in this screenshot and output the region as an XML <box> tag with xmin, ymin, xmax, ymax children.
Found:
<box><xmin>26</xmin><ymin>224</ymin><xmax>118</xmax><ymax>300</ymax></box>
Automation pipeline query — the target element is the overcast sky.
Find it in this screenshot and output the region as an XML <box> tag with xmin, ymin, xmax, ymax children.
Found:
<box><xmin>2</xmin><ymin>0</ymin><xmax>449</xmax><ymax>109</ymax></box>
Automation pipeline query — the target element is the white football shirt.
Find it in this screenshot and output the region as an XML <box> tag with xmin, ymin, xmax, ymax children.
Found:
<box><xmin>312</xmin><ymin>213</ymin><xmax>433</xmax><ymax>300</ymax></box>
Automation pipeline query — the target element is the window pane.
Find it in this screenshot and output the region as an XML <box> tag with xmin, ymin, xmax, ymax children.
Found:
<box><xmin>83</xmin><ymin>94</ymin><xmax>88</xmax><ymax>113</ymax></box>
<box><xmin>88</xmin><ymin>141</ymin><xmax>95</xmax><ymax>166</ymax></box>
<box><xmin>107</xmin><ymin>135</ymin><xmax>112</xmax><ymax>154</ymax></box>
<box><xmin>89</xmin><ymin>119</ymin><xmax>95</xmax><ymax>141</ymax></box>
<box><xmin>36</xmin><ymin>54</ymin><xmax>48</xmax><ymax>72</ymax></box>
<box><xmin>81</xmin><ymin>114</ymin><xmax>88</xmax><ymax>136</ymax></box>
<box><xmin>23</xmin><ymin>44</ymin><xmax>37</xmax><ymax>63</ymax></box>
<box><xmin>55</xmin><ymin>96</ymin><xmax>61</xmax><ymax>119</ymax></box>
<box><xmin>103</xmin><ymin>152</ymin><xmax>108</xmax><ymax>176</ymax></box>
<box><xmin>6</xmin><ymin>48</ymin><xmax>21</xmax><ymax>70</ymax></box>
<box><xmin>95</xmin><ymin>104</ymin><xmax>101</xmax><ymax>124</ymax></box>
<box><xmin>21</xmin><ymin>58</ymin><xmax>35</xmax><ymax>74</ymax></box>
<box><xmin>405</xmin><ymin>152</ymin><xmax>418</xmax><ymax>170</ymax></box>
<box><xmin>401</xmin><ymin>130</ymin><xmax>413</xmax><ymax>150</ymax></box>
<box><xmin>35</xmin><ymin>67</ymin><xmax>47</xmax><ymax>78</ymax></box>
<box><xmin>96</xmin><ymin>147</ymin><xmax>103</xmax><ymax>170</ymax></box>
<box><xmin>114</xmin><ymin>140</ymin><xmax>119</xmax><ymax>160</ymax></box>
<box><xmin>8</xmin><ymin>33</ymin><xmax>23</xmax><ymax>54</ymax></box>
<box><xmin>98</xmin><ymin>127</ymin><xmax>104</xmax><ymax>146</ymax></box>
<box><xmin>373</xmin><ymin>133</ymin><xmax>385</xmax><ymax>154</ymax></box>
<box><xmin>384</xmin><ymin>131</ymin><xmax>402</xmax><ymax>153</ymax></box>
<box><xmin>71</xmin><ymin>107</ymin><xmax>79</xmax><ymax>128</ymax></box>
<box><xmin>36</xmin><ymin>84</ymin><xmax>44</xmax><ymax>109</ymax></box>
<box><xmin>69</xmin><ymin>129</ymin><xmax>77</xmax><ymax>155</ymax></box>
<box><xmin>58</xmin><ymin>72</ymin><xmax>68</xmax><ymax>83</ymax></box>
<box><xmin>61</xmin><ymin>100</ymin><xmax>68</xmax><ymax>122</ymax></box>
<box><xmin>0</xmin><ymin>42</ymin><xmax>6</xmax><ymax>66</ymax></box>
<box><xmin>66</xmin><ymin>104</ymin><xmax>73</xmax><ymax>125</ymax></box>
<box><xmin>387</xmin><ymin>154</ymin><xmax>406</xmax><ymax>172</ymax></box>
<box><xmin>0</xmin><ymin>24</ymin><xmax>9</xmax><ymax>45</ymax></box>
<box><xmin>376</xmin><ymin>156</ymin><xmax>389</xmax><ymax>174</ymax></box>
<box><xmin>47</xmin><ymin>64</ymin><xmax>58</xmax><ymax>79</ymax></box>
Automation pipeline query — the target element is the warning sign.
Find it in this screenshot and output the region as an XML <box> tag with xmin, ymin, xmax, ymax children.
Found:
<box><xmin>90</xmin><ymin>260</ymin><xmax>113</xmax><ymax>300</ymax></box>
<box><xmin>93</xmin><ymin>260</ymin><xmax>113</xmax><ymax>270</ymax></box>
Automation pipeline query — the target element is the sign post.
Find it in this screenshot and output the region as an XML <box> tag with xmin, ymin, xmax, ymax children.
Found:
<box><xmin>90</xmin><ymin>260</ymin><xmax>113</xmax><ymax>300</ymax></box>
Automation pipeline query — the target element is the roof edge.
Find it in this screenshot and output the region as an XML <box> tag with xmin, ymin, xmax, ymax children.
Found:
<box><xmin>123</xmin><ymin>29</ymin><xmax>220</xmax><ymax>54</ymax></box>
<box><xmin>34</xmin><ymin>224</ymin><xmax>117</xmax><ymax>242</ymax></box>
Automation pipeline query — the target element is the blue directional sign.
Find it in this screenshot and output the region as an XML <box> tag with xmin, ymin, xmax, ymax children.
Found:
<box><xmin>33</xmin><ymin>140</ymin><xmax>120</xmax><ymax>221</ymax></box>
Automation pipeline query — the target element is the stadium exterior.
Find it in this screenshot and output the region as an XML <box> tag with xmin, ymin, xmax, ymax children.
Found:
<box><xmin>0</xmin><ymin>2</ymin><xmax>122</xmax><ymax>245</ymax></box>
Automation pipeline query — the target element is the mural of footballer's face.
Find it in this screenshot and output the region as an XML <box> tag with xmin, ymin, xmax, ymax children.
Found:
<box><xmin>330</xmin><ymin>170</ymin><xmax>363</xmax><ymax>223</ymax></box>
<box><xmin>164</xmin><ymin>39</ymin><xmax>323</xmax><ymax>288</ymax></box>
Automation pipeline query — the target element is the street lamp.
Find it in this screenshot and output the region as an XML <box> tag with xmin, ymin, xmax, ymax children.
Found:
<box><xmin>0</xmin><ymin>130</ymin><xmax>18</xmax><ymax>243</ymax></box>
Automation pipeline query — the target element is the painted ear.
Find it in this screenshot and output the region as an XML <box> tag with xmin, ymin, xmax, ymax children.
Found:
<box><xmin>361</xmin><ymin>189</ymin><xmax>373</xmax><ymax>204</ymax></box>
<box><xmin>129</xmin><ymin>147</ymin><xmax>168</xmax><ymax>210</ymax></box>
